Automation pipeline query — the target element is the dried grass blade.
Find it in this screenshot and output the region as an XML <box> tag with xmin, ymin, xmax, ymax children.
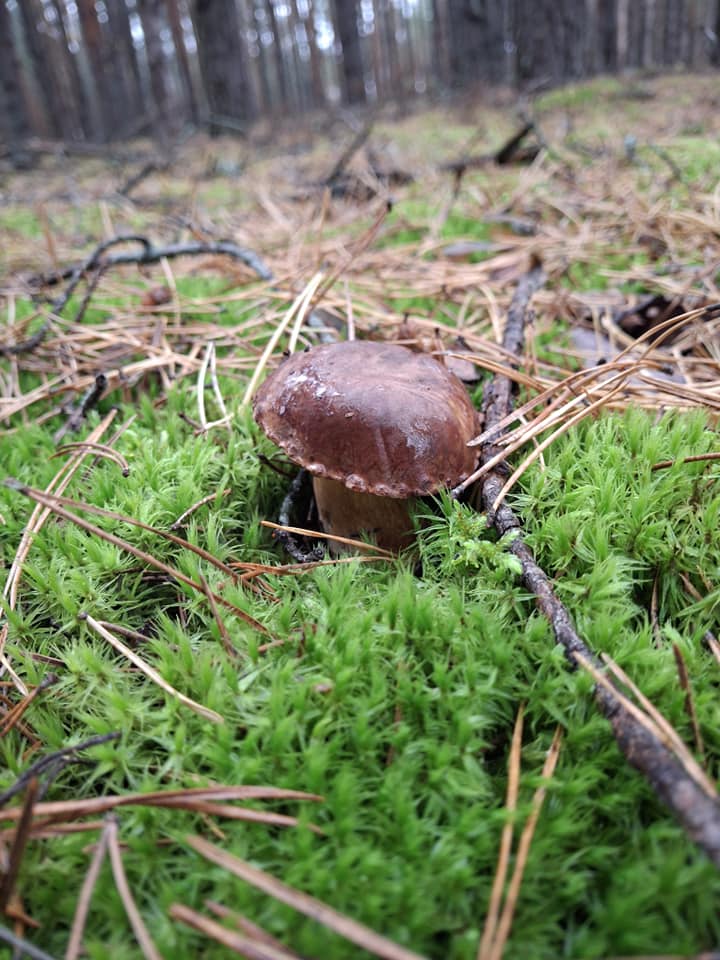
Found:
<box><xmin>490</xmin><ymin>374</ymin><xmax>631</xmax><ymax>511</ymax></box>
<box><xmin>706</xmin><ymin>633</ymin><xmax>720</xmax><ymax>668</ymax></box>
<box><xmin>8</xmin><ymin>482</ymin><xmax>246</xmax><ymax>587</ymax></box>
<box><xmin>242</xmin><ymin>273</ymin><xmax>324</xmax><ymax>406</ymax></box>
<box><xmin>3</xmin><ymin>409</ymin><xmax>118</xmax><ymax>610</ymax></box>
<box><xmin>4</xmin><ymin>481</ymin><xmax>267</xmax><ymax>634</ymax></box>
<box><xmin>170</xmin><ymin>903</ymin><xmax>300</xmax><ymax>960</ymax></box>
<box><xmin>199</xmin><ymin>574</ymin><xmax>243</xmax><ymax>661</ymax></box>
<box><xmin>1</xmin><ymin>410</ymin><xmax>120</xmax><ymax>695</ymax></box>
<box><xmin>81</xmin><ymin>614</ymin><xmax>223</xmax><ymax>724</ymax></box>
<box><xmin>197</xmin><ymin>340</ymin><xmax>213</xmax><ymax>430</ymax></box>
<box><xmin>53</xmin><ymin>442</ymin><xmax>130</xmax><ymax>476</ymax></box>
<box><xmin>261</xmin><ymin>520</ymin><xmax>394</xmax><ymax>558</ymax></box>
<box><xmin>185</xmin><ymin>834</ymin><xmax>429</xmax><ymax>960</ymax></box>
<box><xmin>148</xmin><ymin>799</ymin><xmax>323</xmax><ymax>834</ymax></box>
<box><xmin>65</xmin><ymin>816</ymin><xmax>112</xmax><ymax>960</ymax></box>
<box><xmin>170</xmin><ymin>488</ymin><xmax>231</xmax><ymax>530</ymax></box>
<box><xmin>486</xmin><ymin>726</ymin><xmax>563</xmax><ymax>960</ymax></box>
<box><xmin>0</xmin><ymin>786</ymin><xmax>322</xmax><ymax>825</ymax></box>
<box><xmin>204</xmin><ymin>901</ymin><xmax>302</xmax><ymax>957</ymax></box>
<box><xmin>106</xmin><ymin>816</ymin><xmax>163</xmax><ymax>960</ymax></box>
<box><xmin>672</xmin><ymin>644</ymin><xmax>706</xmax><ymax>762</ymax></box>
<box><xmin>477</xmin><ymin>704</ymin><xmax>524</xmax><ymax>960</ymax></box>
<box><xmin>651</xmin><ymin>452</ymin><xmax>720</xmax><ymax>471</ymax></box>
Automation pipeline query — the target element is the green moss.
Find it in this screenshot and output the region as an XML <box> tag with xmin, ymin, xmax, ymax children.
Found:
<box><xmin>2</xmin><ymin>387</ymin><xmax>720</xmax><ymax>958</ymax></box>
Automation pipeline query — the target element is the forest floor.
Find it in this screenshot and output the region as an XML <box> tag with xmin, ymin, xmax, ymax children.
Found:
<box><xmin>1</xmin><ymin>71</ymin><xmax>720</xmax><ymax>960</ymax></box>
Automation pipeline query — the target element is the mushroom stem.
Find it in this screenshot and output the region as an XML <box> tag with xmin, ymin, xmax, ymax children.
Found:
<box><xmin>312</xmin><ymin>476</ymin><xmax>415</xmax><ymax>555</ymax></box>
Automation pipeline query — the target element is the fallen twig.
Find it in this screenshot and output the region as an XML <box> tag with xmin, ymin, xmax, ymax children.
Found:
<box><xmin>4</xmin><ymin>235</ymin><xmax>273</xmax><ymax>357</ymax></box>
<box><xmin>53</xmin><ymin>374</ymin><xmax>108</xmax><ymax>443</ymax></box>
<box><xmin>116</xmin><ymin>160</ymin><xmax>166</xmax><ymax>199</ymax></box>
<box><xmin>0</xmin><ymin>734</ymin><xmax>120</xmax><ymax>809</ymax></box>
<box><xmin>0</xmin><ymin>779</ymin><xmax>38</xmax><ymax>912</ymax></box>
<box><xmin>476</xmin><ymin>267</ymin><xmax>720</xmax><ymax>867</ymax></box>
<box><xmin>0</xmin><ymin>923</ymin><xmax>59</xmax><ymax>960</ymax></box>
<box><xmin>324</xmin><ymin>120</ymin><xmax>374</xmax><ymax>187</ymax></box>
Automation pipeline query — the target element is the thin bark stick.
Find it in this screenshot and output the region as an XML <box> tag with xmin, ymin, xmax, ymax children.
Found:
<box><xmin>0</xmin><ymin>924</ymin><xmax>59</xmax><ymax>960</ymax></box>
<box><xmin>0</xmin><ymin>778</ymin><xmax>38</xmax><ymax>911</ymax></box>
<box><xmin>477</xmin><ymin>267</ymin><xmax>720</xmax><ymax>867</ymax></box>
<box><xmin>0</xmin><ymin>733</ymin><xmax>120</xmax><ymax>808</ymax></box>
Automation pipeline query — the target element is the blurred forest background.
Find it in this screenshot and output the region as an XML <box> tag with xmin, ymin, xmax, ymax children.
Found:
<box><xmin>2</xmin><ymin>0</ymin><xmax>720</xmax><ymax>152</ymax></box>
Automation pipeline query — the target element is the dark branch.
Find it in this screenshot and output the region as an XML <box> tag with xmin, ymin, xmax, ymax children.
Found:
<box><xmin>3</xmin><ymin>235</ymin><xmax>272</xmax><ymax>357</ymax></box>
<box><xmin>478</xmin><ymin>267</ymin><xmax>720</xmax><ymax>868</ymax></box>
<box><xmin>324</xmin><ymin>120</ymin><xmax>374</xmax><ymax>186</ymax></box>
<box><xmin>0</xmin><ymin>924</ymin><xmax>59</xmax><ymax>960</ymax></box>
<box><xmin>0</xmin><ymin>732</ymin><xmax>120</xmax><ymax>808</ymax></box>
<box><xmin>116</xmin><ymin>160</ymin><xmax>166</xmax><ymax>198</ymax></box>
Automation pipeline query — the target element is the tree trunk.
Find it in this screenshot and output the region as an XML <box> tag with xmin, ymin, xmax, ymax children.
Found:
<box><xmin>192</xmin><ymin>0</ymin><xmax>253</xmax><ymax>127</ymax></box>
<box><xmin>77</xmin><ymin>0</ymin><xmax>119</xmax><ymax>140</ymax></box>
<box><xmin>335</xmin><ymin>0</ymin><xmax>365</xmax><ymax>103</ymax></box>
<box><xmin>166</xmin><ymin>0</ymin><xmax>200</xmax><ymax>122</ymax></box>
<box><xmin>303</xmin><ymin>0</ymin><xmax>326</xmax><ymax>106</ymax></box>
<box><xmin>46</xmin><ymin>0</ymin><xmax>92</xmax><ymax>139</ymax></box>
<box><xmin>431</xmin><ymin>0</ymin><xmax>450</xmax><ymax>88</ymax></box>
<box><xmin>106</xmin><ymin>0</ymin><xmax>145</xmax><ymax>128</ymax></box>
<box><xmin>266</xmin><ymin>0</ymin><xmax>291</xmax><ymax>110</ymax></box>
<box><xmin>448</xmin><ymin>0</ymin><xmax>506</xmax><ymax>87</ymax></box>
<box><xmin>0</xmin><ymin>2</ymin><xmax>32</xmax><ymax>154</ymax></box>
<box><xmin>16</xmin><ymin>0</ymin><xmax>64</xmax><ymax>138</ymax></box>
<box><xmin>138</xmin><ymin>0</ymin><xmax>172</xmax><ymax>142</ymax></box>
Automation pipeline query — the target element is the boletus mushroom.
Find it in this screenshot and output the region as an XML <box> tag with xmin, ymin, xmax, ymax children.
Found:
<box><xmin>253</xmin><ymin>340</ymin><xmax>479</xmax><ymax>553</ymax></box>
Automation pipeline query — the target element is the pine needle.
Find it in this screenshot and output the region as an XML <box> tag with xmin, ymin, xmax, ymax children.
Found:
<box><xmin>185</xmin><ymin>834</ymin><xmax>429</xmax><ymax>960</ymax></box>
<box><xmin>80</xmin><ymin>614</ymin><xmax>225</xmax><ymax>724</ymax></box>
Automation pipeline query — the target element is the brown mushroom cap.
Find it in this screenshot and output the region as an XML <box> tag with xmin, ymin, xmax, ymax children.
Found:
<box><xmin>253</xmin><ymin>340</ymin><xmax>478</xmax><ymax>498</ymax></box>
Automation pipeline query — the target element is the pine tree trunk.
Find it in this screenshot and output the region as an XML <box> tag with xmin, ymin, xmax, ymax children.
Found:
<box><xmin>266</xmin><ymin>0</ymin><xmax>291</xmax><ymax>110</ymax></box>
<box><xmin>0</xmin><ymin>2</ymin><xmax>32</xmax><ymax>154</ymax></box>
<box><xmin>106</xmin><ymin>0</ymin><xmax>145</xmax><ymax>129</ymax></box>
<box><xmin>138</xmin><ymin>0</ymin><xmax>172</xmax><ymax>142</ymax></box>
<box><xmin>335</xmin><ymin>0</ymin><xmax>365</xmax><ymax>103</ymax></box>
<box><xmin>17</xmin><ymin>0</ymin><xmax>64</xmax><ymax>138</ymax></box>
<box><xmin>304</xmin><ymin>0</ymin><xmax>326</xmax><ymax>106</ymax></box>
<box><xmin>192</xmin><ymin>0</ymin><xmax>253</xmax><ymax>127</ymax></box>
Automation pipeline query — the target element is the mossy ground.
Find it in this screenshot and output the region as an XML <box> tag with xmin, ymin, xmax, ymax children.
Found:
<box><xmin>1</xmin><ymin>73</ymin><xmax>719</xmax><ymax>958</ymax></box>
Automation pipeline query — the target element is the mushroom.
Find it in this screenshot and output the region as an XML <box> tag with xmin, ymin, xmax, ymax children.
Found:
<box><xmin>253</xmin><ymin>340</ymin><xmax>479</xmax><ymax>553</ymax></box>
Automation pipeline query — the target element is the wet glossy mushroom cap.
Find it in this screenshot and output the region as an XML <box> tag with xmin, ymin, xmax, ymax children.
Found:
<box><xmin>253</xmin><ymin>340</ymin><xmax>478</xmax><ymax>498</ymax></box>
